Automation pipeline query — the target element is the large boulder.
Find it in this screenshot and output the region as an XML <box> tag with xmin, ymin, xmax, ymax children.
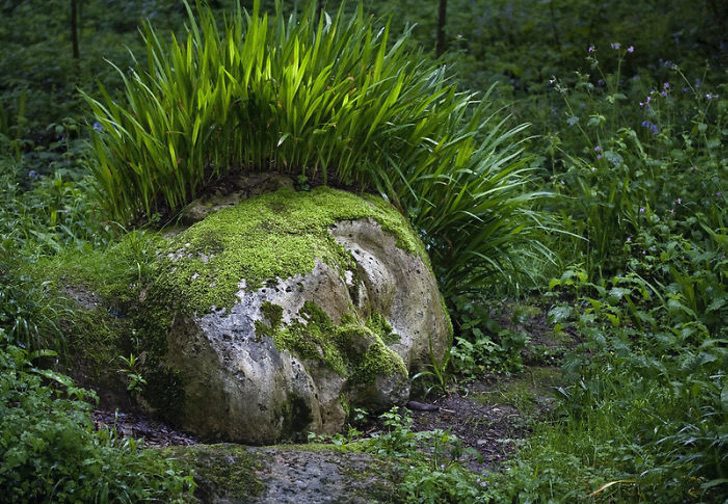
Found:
<box><xmin>50</xmin><ymin>185</ymin><xmax>450</xmax><ymax>444</ymax></box>
<box><xmin>142</xmin><ymin>186</ymin><xmax>450</xmax><ymax>443</ymax></box>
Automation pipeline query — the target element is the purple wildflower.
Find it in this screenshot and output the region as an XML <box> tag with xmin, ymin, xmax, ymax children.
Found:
<box><xmin>627</xmin><ymin>45</ymin><xmax>634</xmax><ymax>53</ymax></box>
<box><xmin>588</xmin><ymin>45</ymin><xmax>595</xmax><ymax>53</ymax></box>
<box><xmin>611</xmin><ymin>42</ymin><xmax>621</xmax><ymax>50</ymax></box>
<box><xmin>641</xmin><ymin>120</ymin><xmax>659</xmax><ymax>135</ymax></box>
<box><xmin>92</xmin><ymin>121</ymin><xmax>103</xmax><ymax>132</ymax></box>
<box><xmin>594</xmin><ymin>145</ymin><xmax>603</xmax><ymax>153</ymax></box>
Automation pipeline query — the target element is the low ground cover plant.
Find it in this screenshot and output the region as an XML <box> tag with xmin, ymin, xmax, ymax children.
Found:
<box><xmin>0</xmin><ymin>343</ymin><xmax>194</xmax><ymax>503</ymax></box>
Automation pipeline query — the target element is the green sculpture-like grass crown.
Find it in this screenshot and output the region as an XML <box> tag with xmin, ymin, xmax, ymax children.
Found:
<box><xmin>84</xmin><ymin>0</ymin><xmax>546</xmax><ymax>298</ymax></box>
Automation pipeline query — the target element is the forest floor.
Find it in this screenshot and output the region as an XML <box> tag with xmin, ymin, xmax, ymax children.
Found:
<box><xmin>92</xmin><ymin>299</ymin><xmax>568</xmax><ymax>488</ymax></box>
<box><xmin>92</xmin><ymin>363</ymin><xmax>563</xmax><ymax>503</ymax></box>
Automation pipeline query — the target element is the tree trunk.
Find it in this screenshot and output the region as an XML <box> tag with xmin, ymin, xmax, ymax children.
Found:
<box><xmin>71</xmin><ymin>0</ymin><xmax>79</xmax><ymax>59</ymax></box>
<box><xmin>436</xmin><ymin>0</ymin><xmax>447</xmax><ymax>57</ymax></box>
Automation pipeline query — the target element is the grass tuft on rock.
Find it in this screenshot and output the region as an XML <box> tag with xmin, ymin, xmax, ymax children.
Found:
<box><xmin>84</xmin><ymin>0</ymin><xmax>547</xmax><ymax>299</ymax></box>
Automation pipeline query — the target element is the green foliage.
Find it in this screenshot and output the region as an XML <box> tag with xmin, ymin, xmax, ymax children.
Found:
<box><xmin>546</xmin><ymin>50</ymin><xmax>726</xmax><ymax>278</ymax></box>
<box><xmin>488</xmin><ymin>256</ymin><xmax>727</xmax><ymax>501</ymax></box>
<box><xmin>475</xmin><ymin>38</ymin><xmax>727</xmax><ymax>502</ymax></box>
<box><xmin>0</xmin><ymin>152</ymin><xmax>113</xmax><ymax>259</ymax></box>
<box><xmin>313</xmin><ymin>408</ymin><xmax>486</xmax><ymax>503</ymax></box>
<box><xmin>117</xmin><ymin>353</ymin><xmax>148</xmax><ymax>392</ymax></box>
<box><xmin>449</xmin><ymin>295</ymin><xmax>529</xmax><ymax>378</ymax></box>
<box><xmin>0</xmin><ymin>344</ymin><xmax>193</xmax><ymax>503</ymax></box>
<box><xmin>0</xmin><ymin>266</ymin><xmax>63</xmax><ymax>352</ymax></box>
<box><xmin>85</xmin><ymin>0</ymin><xmax>545</xmax><ymax>298</ymax></box>
<box><xmin>0</xmin><ymin>181</ymin><xmax>191</xmax><ymax>503</ymax></box>
<box><xmin>2</xmin><ymin>1</ymin><xmax>727</xmax><ymax>502</ymax></box>
<box><xmin>373</xmin><ymin>410</ymin><xmax>486</xmax><ymax>504</ymax></box>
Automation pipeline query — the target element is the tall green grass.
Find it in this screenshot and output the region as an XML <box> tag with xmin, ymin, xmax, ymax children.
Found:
<box><xmin>84</xmin><ymin>0</ymin><xmax>547</xmax><ymax>297</ymax></box>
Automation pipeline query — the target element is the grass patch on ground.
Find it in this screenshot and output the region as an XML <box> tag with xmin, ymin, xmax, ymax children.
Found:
<box><xmin>473</xmin><ymin>366</ymin><xmax>562</xmax><ymax>417</ymax></box>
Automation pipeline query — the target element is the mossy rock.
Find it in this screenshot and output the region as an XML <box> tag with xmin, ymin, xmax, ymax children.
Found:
<box><xmin>165</xmin><ymin>443</ymin><xmax>403</xmax><ymax>503</ymax></box>
<box><xmin>41</xmin><ymin>186</ymin><xmax>451</xmax><ymax>444</ymax></box>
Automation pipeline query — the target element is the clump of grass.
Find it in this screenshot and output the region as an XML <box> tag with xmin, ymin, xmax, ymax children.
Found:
<box><xmin>84</xmin><ymin>0</ymin><xmax>547</xmax><ymax>298</ymax></box>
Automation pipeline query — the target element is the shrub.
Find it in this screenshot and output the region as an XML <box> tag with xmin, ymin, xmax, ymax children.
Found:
<box><xmin>0</xmin><ymin>343</ymin><xmax>193</xmax><ymax>503</ymax></box>
<box><xmin>84</xmin><ymin>0</ymin><xmax>547</xmax><ymax>298</ymax></box>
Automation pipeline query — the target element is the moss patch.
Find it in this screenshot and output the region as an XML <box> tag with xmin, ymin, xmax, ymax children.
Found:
<box><xmin>161</xmin><ymin>186</ymin><xmax>426</xmax><ymax>313</ymax></box>
<box><xmin>366</xmin><ymin>313</ymin><xmax>400</xmax><ymax>345</ymax></box>
<box><xmin>165</xmin><ymin>444</ymin><xmax>264</xmax><ymax>501</ymax></box>
<box><xmin>30</xmin><ymin>230</ymin><xmax>167</xmax><ymax>305</ymax></box>
<box><xmin>262</xmin><ymin>301</ymin><xmax>407</xmax><ymax>385</ymax></box>
<box><xmin>23</xmin><ymin>231</ymin><xmax>189</xmax><ymax>417</ymax></box>
<box><xmin>16</xmin><ymin>232</ymin><xmax>171</xmax><ymax>398</ymax></box>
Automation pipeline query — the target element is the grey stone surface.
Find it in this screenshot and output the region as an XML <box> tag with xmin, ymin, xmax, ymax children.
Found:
<box><xmin>157</xmin><ymin>204</ymin><xmax>450</xmax><ymax>444</ymax></box>
<box><xmin>248</xmin><ymin>447</ymin><xmax>400</xmax><ymax>504</ymax></box>
<box><xmin>181</xmin><ymin>444</ymin><xmax>401</xmax><ymax>504</ymax></box>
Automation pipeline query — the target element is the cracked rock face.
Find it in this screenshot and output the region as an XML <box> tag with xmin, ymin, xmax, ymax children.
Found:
<box><xmin>150</xmin><ymin>196</ymin><xmax>450</xmax><ymax>444</ymax></box>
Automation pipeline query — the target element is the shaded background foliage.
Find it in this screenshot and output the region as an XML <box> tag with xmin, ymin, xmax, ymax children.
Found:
<box><xmin>2</xmin><ymin>0</ymin><xmax>726</xmax><ymax>133</ymax></box>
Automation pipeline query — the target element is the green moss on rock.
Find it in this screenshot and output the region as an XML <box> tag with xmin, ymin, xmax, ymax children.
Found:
<box><xmin>161</xmin><ymin>186</ymin><xmax>426</xmax><ymax>314</ymax></box>
<box><xmin>165</xmin><ymin>444</ymin><xmax>264</xmax><ymax>501</ymax></box>
<box><xmin>270</xmin><ymin>301</ymin><xmax>348</xmax><ymax>376</ymax></box>
<box><xmin>262</xmin><ymin>301</ymin><xmax>407</xmax><ymax>388</ymax></box>
<box><xmin>366</xmin><ymin>313</ymin><xmax>400</xmax><ymax>345</ymax></box>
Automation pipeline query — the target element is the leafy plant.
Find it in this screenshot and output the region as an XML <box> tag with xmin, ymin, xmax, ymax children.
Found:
<box><xmin>0</xmin><ymin>344</ymin><xmax>193</xmax><ymax>503</ymax></box>
<box><xmin>118</xmin><ymin>352</ymin><xmax>148</xmax><ymax>393</ymax></box>
<box><xmin>546</xmin><ymin>48</ymin><xmax>726</xmax><ymax>278</ymax></box>
<box><xmin>315</xmin><ymin>407</ymin><xmax>485</xmax><ymax>503</ymax></box>
<box><xmin>84</xmin><ymin>0</ymin><xmax>547</xmax><ymax>299</ymax></box>
<box><xmin>449</xmin><ymin>295</ymin><xmax>529</xmax><ymax>378</ymax></box>
<box><xmin>488</xmin><ymin>249</ymin><xmax>727</xmax><ymax>501</ymax></box>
